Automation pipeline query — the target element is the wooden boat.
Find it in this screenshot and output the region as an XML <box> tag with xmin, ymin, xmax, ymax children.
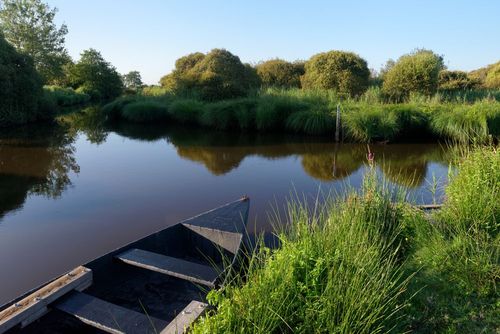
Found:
<box><xmin>0</xmin><ymin>197</ymin><xmax>250</xmax><ymax>334</ymax></box>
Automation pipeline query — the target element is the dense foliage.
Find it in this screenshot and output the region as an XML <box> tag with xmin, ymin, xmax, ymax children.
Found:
<box><xmin>65</xmin><ymin>49</ymin><xmax>123</xmax><ymax>101</ymax></box>
<box><xmin>255</xmin><ymin>59</ymin><xmax>304</xmax><ymax>88</ymax></box>
<box><xmin>43</xmin><ymin>85</ymin><xmax>90</xmax><ymax>106</ymax></box>
<box><xmin>438</xmin><ymin>70</ymin><xmax>479</xmax><ymax>91</ymax></box>
<box><xmin>382</xmin><ymin>49</ymin><xmax>444</xmax><ymax>101</ymax></box>
<box><xmin>301</xmin><ymin>50</ymin><xmax>370</xmax><ymax>97</ymax></box>
<box><xmin>0</xmin><ymin>34</ymin><xmax>44</xmax><ymax>126</ymax></box>
<box><xmin>0</xmin><ymin>0</ymin><xmax>69</xmax><ymax>84</ymax></box>
<box><xmin>160</xmin><ymin>49</ymin><xmax>260</xmax><ymax>100</ymax></box>
<box><xmin>484</xmin><ymin>63</ymin><xmax>500</xmax><ymax>89</ymax></box>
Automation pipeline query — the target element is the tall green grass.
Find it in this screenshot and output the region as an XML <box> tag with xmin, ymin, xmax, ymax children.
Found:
<box><xmin>192</xmin><ymin>173</ymin><xmax>416</xmax><ymax>333</ymax></box>
<box><xmin>101</xmin><ymin>89</ymin><xmax>500</xmax><ymax>142</ymax></box>
<box><xmin>404</xmin><ymin>147</ymin><xmax>500</xmax><ymax>333</ymax></box>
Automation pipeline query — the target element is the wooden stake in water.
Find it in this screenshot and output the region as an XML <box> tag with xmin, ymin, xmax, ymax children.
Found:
<box><xmin>335</xmin><ymin>104</ymin><xmax>341</xmax><ymax>142</ymax></box>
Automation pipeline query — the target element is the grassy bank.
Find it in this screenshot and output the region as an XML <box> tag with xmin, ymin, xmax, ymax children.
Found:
<box><xmin>102</xmin><ymin>88</ymin><xmax>500</xmax><ymax>143</ymax></box>
<box><xmin>190</xmin><ymin>146</ymin><xmax>499</xmax><ymax>333</ymax></box>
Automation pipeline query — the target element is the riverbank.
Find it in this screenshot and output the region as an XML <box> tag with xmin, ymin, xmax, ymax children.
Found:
<box><xmin>102</xmin><ymin>88</ymin><xmax>500</xmax><ymax>144</ymax></box>
<box><xmin>191</xmin><ymin>146</ymin><xmax>499</xmax><ymax>333</ymax></box>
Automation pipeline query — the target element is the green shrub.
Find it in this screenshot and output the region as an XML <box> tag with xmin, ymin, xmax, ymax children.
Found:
<box><xmin>160</xmin><ymin>49</ymin><xmax>260</xmax><ymax>101</ymax></box>
<box><xmin>301</xmin><ymin>50</ymin><xmax>370</xmax><ymax>97</ymax></box>
<box><xmin>382</xmin><ymin>49</ymin><xmax>444</xmax><ymax>101</ymax></box>
<box><xmin>44</xmin><ymin>85</ymin><xmax>90</xmax><ymax>106</ymax></box>
<box><xmin>168</xmin><ymin>99</ymin><xmax>205</xmax><ymax>124</ymax></box>
<box><xmin>484</xmin><ymin>63</ymin><xmax>500</xmax><ymax>89</ymax></box>
<box><xmin>438</xmin><ymin>70</ymin><xmax>479</xmax><ymax>92</ymax></box>
<box><xmin>0</xmin><ymin>33</ymin><xmax>44</xmax><ymax>126</ymax></box>
<box><xmin>256</xmin><ymin>59</ymin><xmax>304</xmax><ymax>88</ymax></box>
<box><xmin>141</xmin><ymin>85</ymin><xmax>170</xmax><ymax>96</ymax></box>
<box><xmin>121</xmin><ymin>101</ymin><xmax>169</xmax><ymax>122</ymax></box>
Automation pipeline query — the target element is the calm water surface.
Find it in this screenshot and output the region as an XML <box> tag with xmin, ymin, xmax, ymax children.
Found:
<box><xmin>0</xmin><ymin>121</ymin><xmax>451</xmax><ymax>305</ymax></box>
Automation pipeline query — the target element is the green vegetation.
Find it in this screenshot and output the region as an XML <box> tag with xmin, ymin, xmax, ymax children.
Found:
<box><xmin>0</xmin><ymin>33</ymin><xmax>44</xmax><ymax>127</ymax></box>
<box><xmin>65</xmin><ymin>49</ymin><xmax>123</xmax><ymax>101</ymax></box>
<box><xmin>0</xmin><ymin>0</ymin><xmax>69</xmax><ymax>84</ymax></box>
<box><xmin>160</xmin><ymin>49</ymin><xmax>260</xmax><ymax>101</ymax></box>
<box><xmin>301</xmin><ymin>50</ymin><xmax>370</xmax><ymax>97</ymax></box>
<box><xmin>256</xmin><ymin>59</ymin><xmax>304</xmax><ymax>88</ymax></box>
<box><xmin>43</xmin><ymin>85</ymin><xmax>90</xmax><ymax>107</ymax></box>
<box><xmin>438</xmin><ymin>70</ymin><xmax>479</xmax><ymax>92</ymax></box>
<box><xmin>122</xmin><ymin>71</ymin><xmax>143</xmax><ymax>91</ymax></box>
<box><xmin>102</xmin><ymin>88</ymin><xmax>500</xmax><ymax>143</ymax></box>
<box><xmin>192</xmin><ymin>146</ymin><xmax>499</xmax><ymax>333</ymax></box>
<box><xmin>382</xmin><ymin>49</ymin><xmax>444</xmax><ymax>101</ymax></box>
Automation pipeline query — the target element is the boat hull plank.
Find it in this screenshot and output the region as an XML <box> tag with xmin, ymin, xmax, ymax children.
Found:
<box><xmin>160</xmin><ymin>300</ymin><xmax>207</xmax><ymax>334</ymax></box>
<box><xmin>55</xmin><ymin>291</ymin><xmax>167</xmax><ymax>334</ymax></box>
<box><xmin>116</xmin><ymin>249</ymin><xmax>218</xmax><ymax>287</ymax></box>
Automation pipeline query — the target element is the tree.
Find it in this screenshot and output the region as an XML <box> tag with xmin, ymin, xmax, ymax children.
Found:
<box><xmin>438</xmin><ymin>70</ymin><xmax>479</xmax><ymax>91</ymax></box>
<box><xmin>301</xmin><ymin>50</ymin><xmax>370</xmax><ymax>97</ymax></box>
<box><xmin>160</xmin><ymin>49</ymin><xmax>260</xmax><ymax>100</ymax></box>
<box><xmin>66</xmin><ymin>49</ymin><xmax>123</xmax><ymax>101</ymax></box>
<box><xmin>0</xmin><ymin>0</ymin><xmax>69</xmax><ymax>83</ymax></box>
<box><xmin>0</xmin><ymin>33</ymin><xmax>43</xmax><ymax>126</ymax></box>
<box><xmin>122</xmin><ymin>71</ymin><xmax>143</xmax><ymax>90</ymax></box>
<box><xmin>382</xmin><ymin>49</ymin><xmax>444</xmax><ymax>101</ymax></box>
<box><xmin>256</xmin><ymin>59</ymin><xmax>304</xmax><ymax>88</ymax></box>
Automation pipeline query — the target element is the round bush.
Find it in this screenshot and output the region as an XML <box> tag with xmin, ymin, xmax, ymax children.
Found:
<box><xmin>256</xmin><ymin>59</ymin><xmax>304</xmax><ymax>88</ymax></box>
<box><xmin>301</xmin><ymin>50</ymin><xmax>370</xmax><ymax>97</ymax></box>
<box><xmin>0</xmin><ymin>34</ymin><xmax>43</xmax><ymax>126</ymax></box>
<box><xmin>382</xmin><ymin>50</ymin><xmax>444</xmax><ymax>101</ymax></box>
<box><xmin>161</xmin><ymin>49</ymin><xmax>260</xmax><ymax>101</ymax></box>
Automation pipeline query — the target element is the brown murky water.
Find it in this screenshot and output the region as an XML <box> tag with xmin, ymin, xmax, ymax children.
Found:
<box><xmin>0</xmin><ymin>120</ymin><xmax>452</xmax><ymax>305</ymax></box>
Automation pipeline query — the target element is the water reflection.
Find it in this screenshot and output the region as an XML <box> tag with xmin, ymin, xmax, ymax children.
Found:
<box><xmin>103</xmin><ymin>121</ymin><xmax>450</xmax><ymax>188</ymax></box>
<box><xmin>0</xmin><ymin>123</ymin><xmax>79</xmax><ymax>218</ymax></box>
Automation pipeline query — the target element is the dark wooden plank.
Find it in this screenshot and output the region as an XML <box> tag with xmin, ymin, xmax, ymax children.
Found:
<box><xmin>116</xmin><ymin>249</ymin><xmax>219</xmax><ymax>287</ymax></box>
<box><xmin>161</xmin><ymin>300</ymin><xmax>208</xmax><ymax>334</ymax></box>
<box><xmin>0</xmin><ymin>266</ymin><xmax>92</xmax><ymax>333</ymax></box>
<box><xmin>55</xmin><ymin>291</ymin><xmax>167</xmax><ymax>334</ymax></box>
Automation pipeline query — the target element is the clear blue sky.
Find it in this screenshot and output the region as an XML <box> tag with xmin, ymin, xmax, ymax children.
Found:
<box><xmin>48</xmin><ymin>0</ymin><xmax>500</xmax><ymax>85</ymax></box>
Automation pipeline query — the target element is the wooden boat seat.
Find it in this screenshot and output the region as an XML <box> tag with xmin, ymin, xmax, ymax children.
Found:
<box><xmin>55</xmin><ymin>291</ymin><xmax>168</xmax><ymax>334</ymax></box>
<box><xmin>116</xmin><ymin>249</ymin><xmax>219</xmax><ymax>287</ymax></box>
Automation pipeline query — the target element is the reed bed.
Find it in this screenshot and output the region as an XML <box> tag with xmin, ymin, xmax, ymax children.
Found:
<box><xmin>102</xmin><ymin>89</ymin><xmax>500</xmax><ymax>143</ymax></box>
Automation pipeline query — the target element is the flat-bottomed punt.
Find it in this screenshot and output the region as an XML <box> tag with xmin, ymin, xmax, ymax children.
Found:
<box><xmin>0</xmin><ymin>198</ymin><xmax>250</xmax><ymax>334</ymax></box>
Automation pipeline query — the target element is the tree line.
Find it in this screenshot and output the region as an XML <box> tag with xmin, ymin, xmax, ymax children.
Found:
<box><xmin>1</xmin><ymin>0</ymin><xmax>499</xmax><ymax>127</ymax></box>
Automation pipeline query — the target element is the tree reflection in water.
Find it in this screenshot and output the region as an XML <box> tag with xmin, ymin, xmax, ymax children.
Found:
<box><xmin>0</xmin><ymin>123</ymin><xmax>79</xmax><ymax>219</ymax></box>
<box><xmin>107</xmin><ymin>122</ymin><xmax>451</xmax><ymax>187</ymax></box>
